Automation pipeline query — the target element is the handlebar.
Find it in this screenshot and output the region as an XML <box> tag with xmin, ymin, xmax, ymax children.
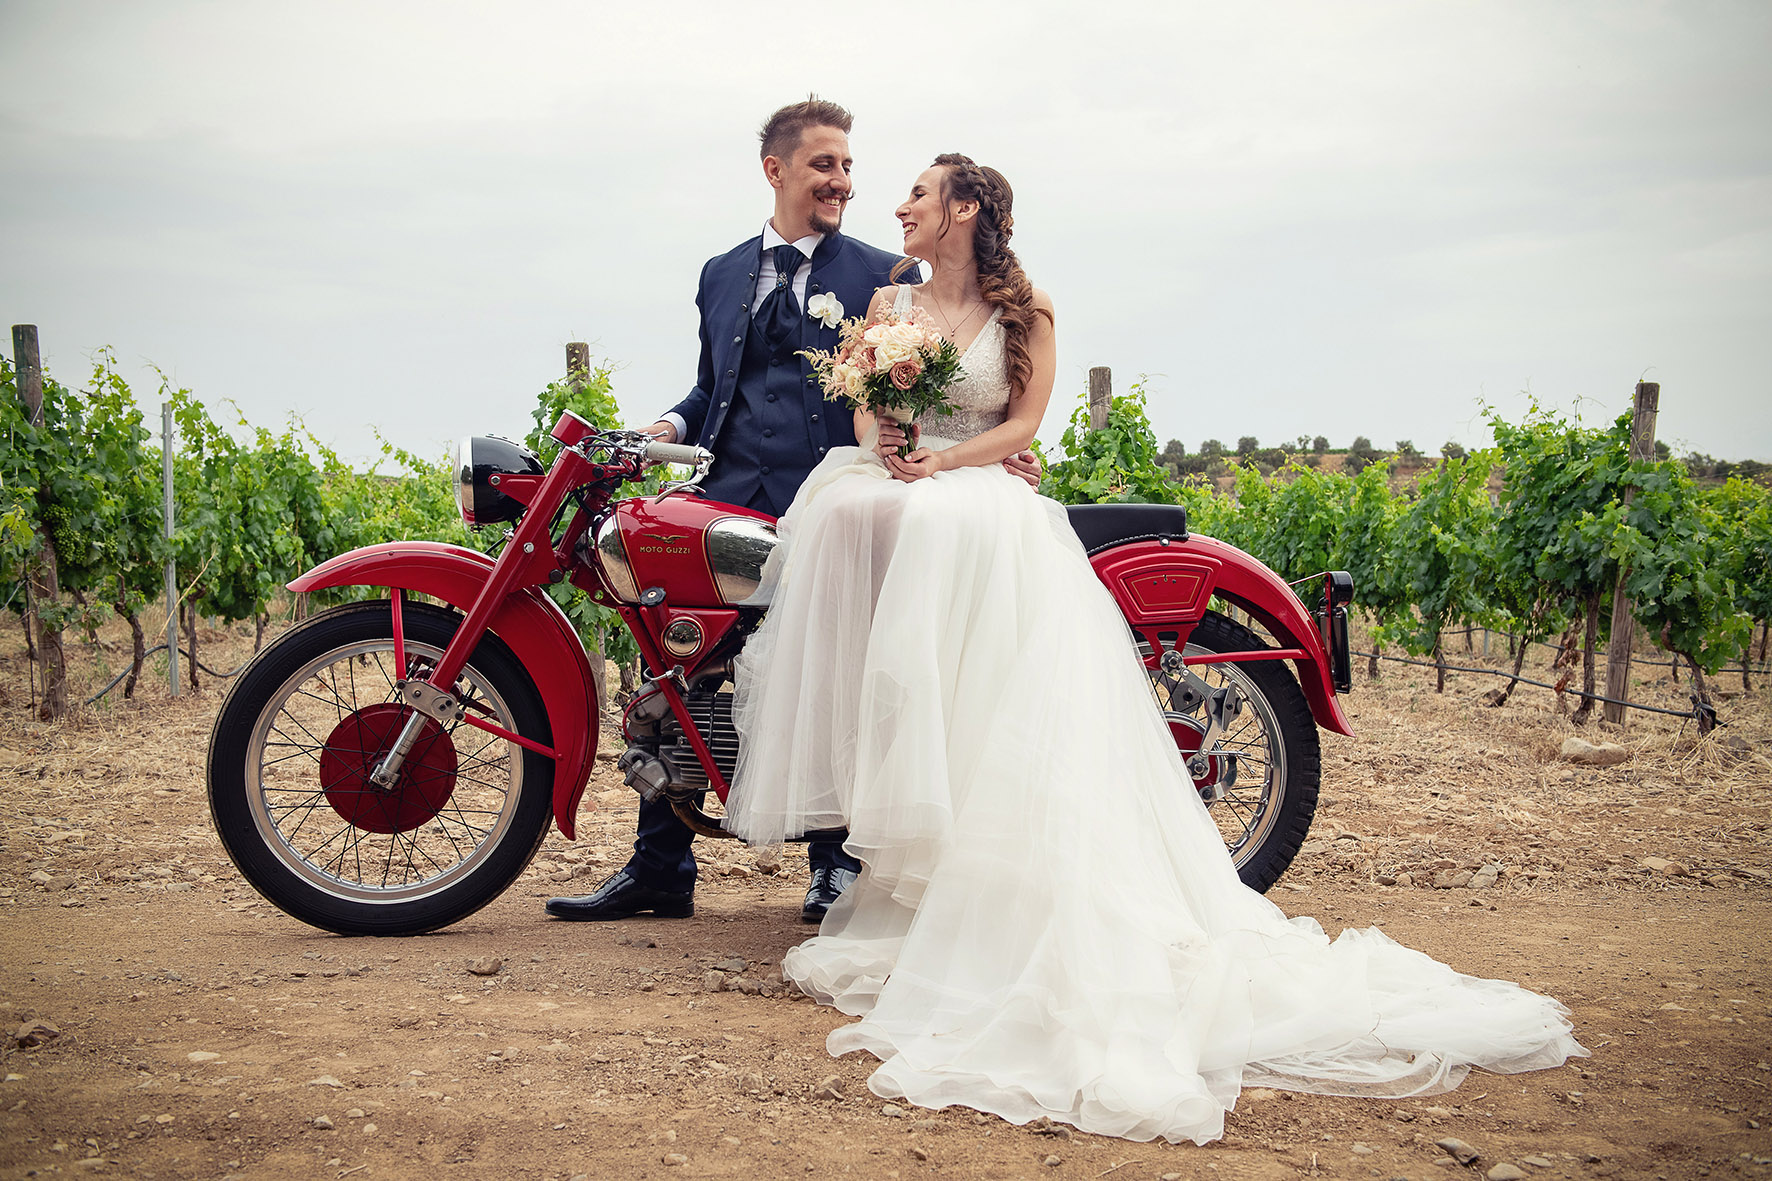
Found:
<box><xmin>643</xmin><ymin>439</ymin><xmax>713</xmax><ymax>467</ymax></box>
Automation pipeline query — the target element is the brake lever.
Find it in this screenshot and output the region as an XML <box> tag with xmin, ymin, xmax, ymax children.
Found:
<box><xmin>653</xmin><ymin>457</ymin><xmax>713</xmax><ymax>503</ymax></box>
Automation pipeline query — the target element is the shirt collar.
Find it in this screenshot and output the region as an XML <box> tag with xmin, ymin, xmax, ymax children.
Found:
<box><xmin>763</xmin><ymin>220</ymin><xmax>824</xmax><ymax>259</ymax></box>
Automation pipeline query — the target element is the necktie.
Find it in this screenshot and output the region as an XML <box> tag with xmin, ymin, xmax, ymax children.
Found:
<box><xmin>758</xmin><ymin>243</ymin><xmax>804</xmax><ymax>350</ymax></box>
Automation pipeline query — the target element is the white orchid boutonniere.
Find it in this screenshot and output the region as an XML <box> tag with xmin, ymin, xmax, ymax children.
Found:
<box><xmin>806</xmin><ymin>292</ymin><xmax>844</xmax><ymax>329</ymax></box>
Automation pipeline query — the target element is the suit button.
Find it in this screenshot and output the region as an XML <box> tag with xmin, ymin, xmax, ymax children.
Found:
<box><xmin>732</xmin><ymin>336</ymin><xmax>741</xmax><ymax>344</ymax></box>
<box><xmin>763</xmin><ymin>428</ymin><xmax>774</xmax><ymax>438</ymax></box>
<box><xmin>769</xmin><ymin>358</ymin><xmax>780</xmax><ymax>367</ymax></box>
<box><xmin>810</xmin><ymin>414</ymin><xmax>820</xmax><ymax>423</ymax></box>
<box><xmin>766</xmin><ymin>393</ymin><xmax>777</xmax><ymax>402</ymax></box>
<box><xmin>726</xmin><ymin>370</ymin><xmax>734</xmax><ymax>377</ymax></box>
<box><xmin>740</xmin><ymin>303</ymin><xmax>748</xmax><ymax>311</ymax></box>
<box><xmin>818</xmin><ymin>446</ymin><xmax>827</xmax><ymax>454</ymax></box>
<box><xmin>760</xmin><ymin>465</ymin><xmax>772</xmax><ymax>476</ymax></box>
<box><xmin>720</xmin><ymin>401</ymin><xmax>729</xmax><ymax>408</ymax></box>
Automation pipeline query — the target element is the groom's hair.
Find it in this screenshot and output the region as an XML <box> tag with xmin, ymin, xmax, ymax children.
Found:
<box><xmin>759</xmin><ymin>96</ymin><xmax>853</xmax><ymax>162</ymax></box>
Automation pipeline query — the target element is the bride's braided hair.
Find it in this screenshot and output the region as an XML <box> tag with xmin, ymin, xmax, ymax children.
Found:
<box><xmin>893</xmin><ymin>153</ymin><xmax>1051</xmax><ymax>394</ymax></box>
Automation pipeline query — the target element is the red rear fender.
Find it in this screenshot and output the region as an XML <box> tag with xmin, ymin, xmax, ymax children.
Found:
<box><xmin>289</xmin><ymin>542</ymin><xmax>600</xmax><ymax>837</ymax></box>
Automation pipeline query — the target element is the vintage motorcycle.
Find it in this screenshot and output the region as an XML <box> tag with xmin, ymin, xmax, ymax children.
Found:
<box><xmin>207</xmin><ymin>412</ymin><xmax>1355</xmax><ymax>935</ymax></box>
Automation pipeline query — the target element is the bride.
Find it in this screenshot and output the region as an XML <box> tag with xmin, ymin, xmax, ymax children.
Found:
<box><xmin>723</xmin><ymin>153</ymin><xmax>1585</xmax><ymax>1145</ymax></box>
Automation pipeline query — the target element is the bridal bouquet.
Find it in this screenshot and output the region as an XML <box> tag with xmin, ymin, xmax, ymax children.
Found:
<box><xmin>800</xmin><ymin>307</ymin><xmax>964</xmax><ymax>457</ymax></box>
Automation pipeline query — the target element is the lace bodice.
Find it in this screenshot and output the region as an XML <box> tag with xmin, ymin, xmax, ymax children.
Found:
<box><xmin>892</xmin><ymin>285</ymin><xmax>1009</xmax><ymax>447</ymax></box>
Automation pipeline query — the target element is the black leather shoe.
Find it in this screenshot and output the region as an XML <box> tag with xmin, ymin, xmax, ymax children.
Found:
<box><xmin>546</xmin><ymin>869</ymin><xmax>694</xmax><ymax>921</ymax></box>
<box><xmin>801</xmin><ymin>865</ymin><xmax>858</xmax><ymax>923</ymax></box>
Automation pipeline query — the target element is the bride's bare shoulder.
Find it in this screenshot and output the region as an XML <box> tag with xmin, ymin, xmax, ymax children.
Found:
<box><xmin>1031</xmin><ymin>287</ymin><xmax>1055</xmax><ymax>316</ymax></box>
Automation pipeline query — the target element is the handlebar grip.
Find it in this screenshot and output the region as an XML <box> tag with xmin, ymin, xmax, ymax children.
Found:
<box><xmin>644</xmin><ymin>440</ymin><xmax>710</xmax><ymax>466</ymax></box>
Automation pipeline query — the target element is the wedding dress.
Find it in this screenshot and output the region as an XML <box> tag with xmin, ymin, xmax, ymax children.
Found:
<box><xmin>725</xmin><ymin>286</ymin><xmax>1584</xmax><ymax>1144</ymax></box>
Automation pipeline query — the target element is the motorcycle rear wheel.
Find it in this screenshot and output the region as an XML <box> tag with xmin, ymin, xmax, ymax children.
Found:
<box><xmin>207</xmin><ymin>600</ymin><xmax>553</xmax><ymax>935</ymax></box>
<box><xmin>1141</xmin><ymin>609</ymin><xmax>1321</xmax><ymax>892</ymax></box>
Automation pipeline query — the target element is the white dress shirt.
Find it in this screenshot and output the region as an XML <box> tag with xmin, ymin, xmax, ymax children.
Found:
<box><xmin>757</xmin><ymin>221</ymin><xmax>823</xmax><ymax>310</ymax></box>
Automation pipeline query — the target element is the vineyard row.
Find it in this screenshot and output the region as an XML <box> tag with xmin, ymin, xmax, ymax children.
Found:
<box><xmin>5</xmin><ymin>347</ymin><xmax>1769</xmax><ymax>729</ymax></box>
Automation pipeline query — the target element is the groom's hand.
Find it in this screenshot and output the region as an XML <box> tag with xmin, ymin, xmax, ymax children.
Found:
<box><xmin>642</xmin><ymin>420</ymin><xmax>679</xmax><ymax>443</ymax></box>
<box><xmin>1002</xmin><ymin>449</ymin><xmax>1042</xmax><ymax>489</ymax></box>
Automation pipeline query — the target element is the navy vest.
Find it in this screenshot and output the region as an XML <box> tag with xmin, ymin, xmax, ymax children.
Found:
<box><xmin>705</xmin><ymin>309</ymin><xmax>821</xmax><ymax>515</ymax></box>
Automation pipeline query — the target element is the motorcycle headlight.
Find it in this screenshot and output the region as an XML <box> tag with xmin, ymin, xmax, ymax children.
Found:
<box><xmin>450</xmin><ymin>435</ymin><xmax>544</xmax><ymax>527</ymax></box>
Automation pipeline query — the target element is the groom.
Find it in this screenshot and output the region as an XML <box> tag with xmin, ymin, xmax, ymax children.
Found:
<box><xmin>547</xmin><ymin>97</ymin><xmax>892</xmax><ymax>925</ymax></box>
<box><xmin>546</xmin><ymin>97</ymin><xmax>1041</xmax><ymax>925</ymax></box>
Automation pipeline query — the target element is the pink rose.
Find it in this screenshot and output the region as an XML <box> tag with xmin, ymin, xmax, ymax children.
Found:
<box><xmin>889</xmin><ymin>358</ymin><xmax>921</xmax><ymax>390</ymax></box>
<box><xmin>854</xmin><ymin>345</ymin><xmax>877</xmax><ymax>372</ymax></box>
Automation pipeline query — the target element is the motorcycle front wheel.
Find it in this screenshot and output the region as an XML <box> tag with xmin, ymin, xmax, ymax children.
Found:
<box><xmin>207</xmin><ymin>600</ymin><xmax>554</xmax><ymax>935</ymax></box>
<box><xmin>1140</xmin><ymin>609</ymin><xmax>1321</xmax><ymax>893</ymax></box>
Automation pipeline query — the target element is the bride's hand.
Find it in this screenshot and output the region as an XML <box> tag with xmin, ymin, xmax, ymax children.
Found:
<box><xmin>874</xmin><ymin>419</ymin><xmax>910</xmax><ymax>460</ymax></box>
<box><xmin>886</xmin><ymin>447</ymin><xmax>943</xmax><ymax>482</ymax></box>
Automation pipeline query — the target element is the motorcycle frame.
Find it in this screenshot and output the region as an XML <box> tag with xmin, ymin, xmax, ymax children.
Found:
<box><xmin>286</xmin><ymin>415</ymin><xmax>1353</xmax><ymax>839</ymax></box>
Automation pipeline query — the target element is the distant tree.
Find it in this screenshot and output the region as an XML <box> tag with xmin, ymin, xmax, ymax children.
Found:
<box><xmin>1236</xmin><ymin>436</ymin><xmax>1259</xmax><ymax>458</ymax></box>
<box><xmin>1395</xmin><ymin>439</ymin><xmax>1422</xmax><ymax>463</ymax></box>
<box><xmin>1199</xmin><ymin>438</ymin><xmax>1225</xmax><ymax>459</ymax></box>
<box><xmin>1312</xmin><ymin>435</ymin><xmax>1330</xmax><ymax>454</ymax></box>
<box><xmin>1441</xmin><ymin>440</ymin><xmax>1467</xmax><ymax>460</ymax></box>
<box><xmin>1345</xmin><ymin>435</ymin><xmax>1381</xmax><ymax>474</ymax></box>
<box><xmin>1653</xmin><ymin>440</ymin><xmax>1670</xmax><ymax>461</ymax></box>
<box><xmin>1253</xmin><ymin>447</ymin><xmax>1287</xmax><ymax>470</ymax></box>
<box><xmin>1158</xmin><ymin>438</ymin><xmax>1187</xmax><ymax>476</ymax></box>
<box><xmin>1294</xmin><ymin>434</ymin><xmax>1313</xmax><ymax>451</ymax></box>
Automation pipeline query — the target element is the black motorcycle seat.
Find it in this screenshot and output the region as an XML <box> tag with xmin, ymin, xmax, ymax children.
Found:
<box><xmin>1064</xmin><ymin>503</ymin><xmax>1190</xmax><ymax>555</ymax></box>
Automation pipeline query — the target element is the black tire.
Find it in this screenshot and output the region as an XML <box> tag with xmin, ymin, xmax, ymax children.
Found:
<box><xmin>207</xmin><ymin>600</ymin><xmax>553</xmax><ymax>935</ymax></box>
<box><xmin>1141</xmin><ymin>610</ymin><xmax>1321</xmax><ymax>892</ymax></box>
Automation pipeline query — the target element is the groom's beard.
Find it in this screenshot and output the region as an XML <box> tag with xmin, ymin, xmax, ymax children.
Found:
<box><xmin>809</xmin><ymin>189</ymin><xmax>851</xmax><ymax>235</ymax></box>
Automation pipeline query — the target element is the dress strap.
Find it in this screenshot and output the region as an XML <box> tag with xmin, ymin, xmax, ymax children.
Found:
<box><xmin>893</xmin><ymin>284</ymin><xmax>915</xmax><ymax>316</ymax></box>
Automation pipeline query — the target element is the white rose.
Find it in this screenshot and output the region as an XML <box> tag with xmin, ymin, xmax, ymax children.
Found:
<box><xmin>806</xmin><ymin>292</ymin><xmax>844</xmax><ymax>329</ymax></box>
<box><xmin>885</xmin><ymin>321</ymin><xmax>925</xmax><ymax>350</ymax></box>
<box><xmin>873</xmin><ymin>339</ymin><xmax>913</xmax><ymax>366</ymax></box>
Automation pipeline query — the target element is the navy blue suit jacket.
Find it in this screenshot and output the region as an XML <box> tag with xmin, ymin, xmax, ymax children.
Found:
<box><xmin>669</xmin><ymin>230</ymin><xmax>908</xmax><ymax>508</ymax></box>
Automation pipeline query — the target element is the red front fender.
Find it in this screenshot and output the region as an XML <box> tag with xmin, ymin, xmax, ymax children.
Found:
<box><xmin>1090</xmin><ymin>535</ymin><xmax>1356</xmax><ymax>737</ymax></box>
<box><xmin>288</xmin><ymin>542</ymin><xmax>599</xmax><ymax>838</ymax></box>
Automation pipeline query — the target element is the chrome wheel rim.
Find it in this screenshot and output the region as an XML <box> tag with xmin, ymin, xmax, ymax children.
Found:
<box><xmin>245</xmin><ymin>639</ymin><xmax>523</xmax><ymax>903</ymax></box>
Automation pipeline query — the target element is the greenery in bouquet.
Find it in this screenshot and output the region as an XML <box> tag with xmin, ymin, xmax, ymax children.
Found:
<box><xmin>800</xmin><ymin>306</ymin><xmax>964</xmax><ymax>456</ymax></box>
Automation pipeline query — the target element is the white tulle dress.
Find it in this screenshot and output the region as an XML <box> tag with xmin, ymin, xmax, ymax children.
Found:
<box><xmin>725</xmin><ymin>286</ymin><xmax>1584</xmax><ymax>1144</ymax></box>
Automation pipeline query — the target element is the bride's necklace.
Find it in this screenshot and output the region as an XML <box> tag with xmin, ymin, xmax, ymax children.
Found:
<box><xmin>925</xmin><ymin>287</ymin><xmax>988</xmax><ymax>344</ymax></box>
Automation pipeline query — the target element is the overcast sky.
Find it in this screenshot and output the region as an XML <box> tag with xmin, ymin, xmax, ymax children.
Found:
<box><xmin>4</xmin><ymin>0</ymin><xmax>1768</xmax><ymax>468</ymax></box>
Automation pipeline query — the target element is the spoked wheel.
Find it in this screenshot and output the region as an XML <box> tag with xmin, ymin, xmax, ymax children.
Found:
<box><xmin>1140</xmin><ymin>610</ymin><xmax>1320</xmax><ymax>892</ymax></box>
<box><xmin>208</xmin><ymin>600</ymin><xmax>553</xmax><ymax>935</ymax></box>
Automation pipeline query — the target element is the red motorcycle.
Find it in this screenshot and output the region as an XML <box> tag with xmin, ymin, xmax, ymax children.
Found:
<box><xmin>208</xmin><ymin>413</ymin><xmax>1355</xmax><ymax>935</ymax></box>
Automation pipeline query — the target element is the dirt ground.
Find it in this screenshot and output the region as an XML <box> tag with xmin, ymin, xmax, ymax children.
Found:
<box><xmin>1</xmin><ymin>617</ymin><xmax>1769</xmax><ymax>1181</ymax></box>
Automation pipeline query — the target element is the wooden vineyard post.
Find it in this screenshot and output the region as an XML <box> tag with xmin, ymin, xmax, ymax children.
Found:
<box><xmin>12</xmin><ymin>325</ymin><xmax>68</xmax><ymax>720</ymax></box>
<box><xmin>1602</xmin><ymin>381</ymin><xmax>1659</xmax><ymax>725</ymax></box>
<box><xmin>566</xmin><ymin>342</ymin><xmax>609</xmax><ymax>723</ymax></box>
<box><xmin>1088</xmin><ymin>367</ymin><xmax>1112</xmax><ymax>431</ymax></box>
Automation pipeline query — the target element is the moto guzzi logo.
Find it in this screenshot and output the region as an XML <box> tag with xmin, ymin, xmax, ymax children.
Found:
<box><xmin>636</xmin><ymin>531</ymin><xmax>692</xmax><ymax>555</ymax></box>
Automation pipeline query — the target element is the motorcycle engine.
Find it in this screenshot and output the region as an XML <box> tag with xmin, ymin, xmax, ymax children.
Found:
<box><xmin>617</xmin><ymin>674</ymin><xmax>741</xmax><ymax>802</ymax></box>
